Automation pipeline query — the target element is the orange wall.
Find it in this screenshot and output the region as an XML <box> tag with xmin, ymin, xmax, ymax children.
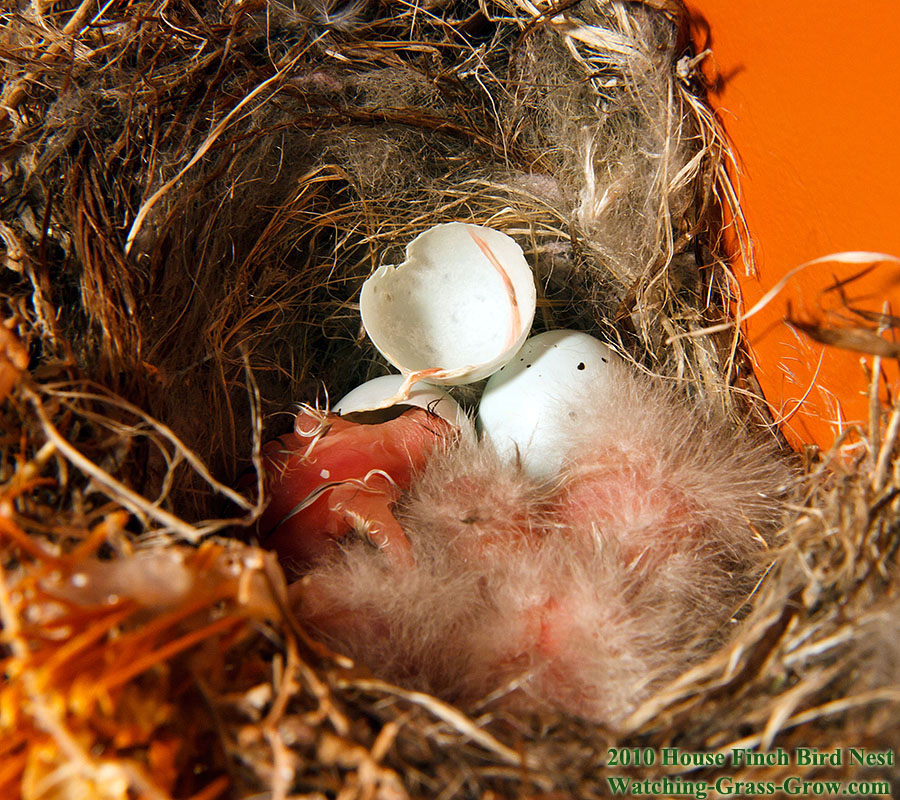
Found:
<box><xmin>688</xmin><ymin>1</ymin><xmax>900</xmax><ymax>448</ymax></box>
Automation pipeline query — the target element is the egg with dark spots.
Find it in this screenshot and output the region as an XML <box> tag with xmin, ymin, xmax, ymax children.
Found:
<box><xmin>476</xmin><ymin>330</ymin><xmax>619</xmax><ymax>479</ymax></box>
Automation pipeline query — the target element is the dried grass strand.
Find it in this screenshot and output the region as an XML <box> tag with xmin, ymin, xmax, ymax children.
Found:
<box><xmin>335</xmin><ymin>677</ymin><xmax>538</xmax><ymax>769</ymax></box>
<box><xmin>124</xmin><ymin>49</ymin><xmax>308</xmax><ymax>255</ymax></box>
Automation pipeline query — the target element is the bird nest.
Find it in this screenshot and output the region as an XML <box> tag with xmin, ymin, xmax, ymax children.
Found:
<box><xmin>1</xmin><ymin>0</ymin><xmax>898</xmax><ymax>797</ymax></box>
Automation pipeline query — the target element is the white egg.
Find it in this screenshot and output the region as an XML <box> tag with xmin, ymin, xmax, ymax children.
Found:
<box><xmin>476</xmin><ymin>330</ymin><xmax>619</xmax><ymax>479</ymax></box>
<box><xmin>360</xmin><ymin>222</ymin><xmax>536</xmax><ymax>386</ymax></box>
<box><xmin>335</xmin><ymin>374</ymin><xmax>470</xmax><ymax>430</ymax></box>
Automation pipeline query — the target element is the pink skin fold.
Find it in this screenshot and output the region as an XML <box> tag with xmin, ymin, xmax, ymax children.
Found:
<box><xmin>259</xmin><ymin>407</ymin><xmax>454</xmax><ymax>572</ymax></box>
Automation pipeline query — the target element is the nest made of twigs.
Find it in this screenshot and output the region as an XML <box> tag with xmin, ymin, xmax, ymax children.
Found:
<box><xmin>1</xmin><ymin>0</ymin><xmax>899</xmax><ymax>797</ymax></box>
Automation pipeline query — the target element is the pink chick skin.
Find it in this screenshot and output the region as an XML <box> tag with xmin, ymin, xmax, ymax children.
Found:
<box><xmin>259</xmin><ymin>407</ymin><xmax>454</xmax><ymax>573</ymax></box>
<box><xmin>285</xmin><ymin>362</ymin><xmax>787</xmax><ymax>723</ymax></box>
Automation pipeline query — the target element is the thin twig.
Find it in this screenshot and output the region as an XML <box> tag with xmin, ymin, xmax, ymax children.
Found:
<box><xmin>0</xmin><ymin>0</ymin><xmax>97</xmax><ymax>129</ymax></box>
<box><xmin>335</xmin><ymin>677</ymin><xmax>538</xmax><ymax>768</ymax></box>
<box><xmin>45</xmin><ymin>383</ymin><xmax>254</xmax><ymax>511</ymax></box>
<box><xmin>25</xmin><ymin>387</ymin><xmax>205</xmax><ymax>541</ymax></box>
<box><xmin>666</xmin><ymin>252</ymin><xmax>900</xmax><ymax>345</ymax></box>
<box><xmin>124</xmin><ymin>51</ymin><xmax>307</xmax><ymax>255</ymax></box>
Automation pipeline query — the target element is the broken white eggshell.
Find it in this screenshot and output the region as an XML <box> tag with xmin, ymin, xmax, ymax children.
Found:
<box><xmin>360</xmin><ymin>223</ymin><xmax>537</xmax><ymax>394</ymax></box>
<box><xmin>476</xmin><ymin>330</ymin><xmax>620</xmax><ymax>480</ymax></box>
<box><xmin>335</xmin><ymin>374</ymin><xmax>471</xmax><ymax>431</ymax></box>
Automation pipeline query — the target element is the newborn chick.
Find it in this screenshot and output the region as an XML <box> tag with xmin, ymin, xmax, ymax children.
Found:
<box><xmin>259</xmin><ymin>407</ymin><xmax>454</xmax><ymax>572</ymax></box>
<box><xmin>284</xmin><ymin>365</ymin><xmax>787</xmax><ymax>723</ymax></box>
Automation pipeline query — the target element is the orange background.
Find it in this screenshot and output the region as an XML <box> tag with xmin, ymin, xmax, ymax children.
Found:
<box><xmin>688</xmin><ymin>1</ymin><xmax>900</xmax><ymax>448</ymax></box>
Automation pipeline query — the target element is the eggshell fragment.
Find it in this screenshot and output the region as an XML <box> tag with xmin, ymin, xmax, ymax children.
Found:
<box><xmin>360</xmin><ymin>223</ymin><xmax>537</xmax><ymax>391</ymax></box>
<box><xmin>477</xmin><ymin>330</ymin><xmax>619</xmax><ymax>480</ymax></box>
<box><xmin>334</xmin><ymin>374</ymin><xmax>470</xmax><ymax>431</ymax></box>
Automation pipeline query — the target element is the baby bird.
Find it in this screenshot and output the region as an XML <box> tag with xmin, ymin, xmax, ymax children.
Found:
<box><xmin>258</xmin><ymin>406</ymin><xmax>454</xmax><ymax>572</ymax></box>
<box><xmin>269</xmin><ymin>362</ymin><xmax>786</xmax><ymax>723</ymax></box>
